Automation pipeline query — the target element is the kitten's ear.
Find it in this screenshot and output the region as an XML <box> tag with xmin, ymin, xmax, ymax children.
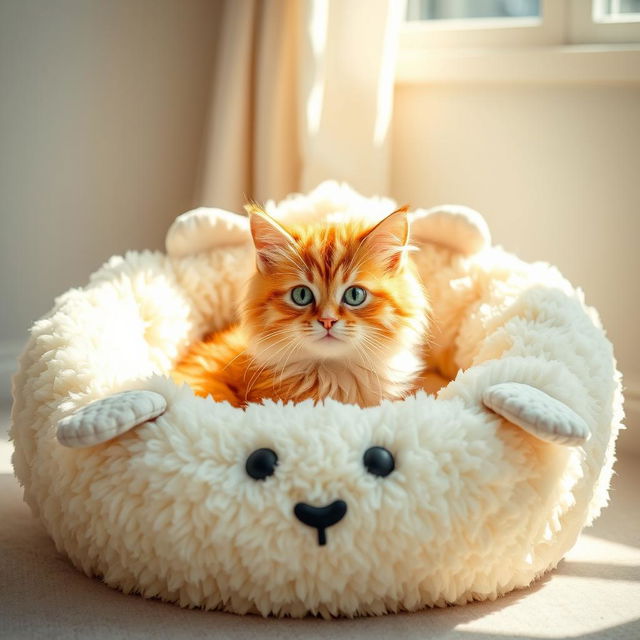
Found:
<box><xmin>245</xmin><ymin>203</ymin><xmax>295</xmax><ymax>273</ymax></box>
<box><xmin>361</xmin><ymin>206</ymin><xmax>410</xmax><ymax>271</ymax></box>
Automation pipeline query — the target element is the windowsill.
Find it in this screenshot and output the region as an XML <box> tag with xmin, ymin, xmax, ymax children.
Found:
<box><xmin>396</xmin><ymin>44</ymin><xmax>640</xmax><ymax>85</ymax></box>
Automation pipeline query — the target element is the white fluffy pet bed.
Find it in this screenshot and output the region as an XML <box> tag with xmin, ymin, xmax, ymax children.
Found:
<box><xmin>11</xmin><ymin>182</ymin><xmax>623</xmax><ymax>618</ymax></box>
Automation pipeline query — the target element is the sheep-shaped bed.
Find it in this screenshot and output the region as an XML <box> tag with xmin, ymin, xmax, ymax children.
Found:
<box><xmin>10</xmin><ymin>182</ymin><xmax>623</xmax><ymax>618</ymax></box>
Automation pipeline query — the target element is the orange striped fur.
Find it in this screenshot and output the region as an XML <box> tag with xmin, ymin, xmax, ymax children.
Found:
<box><xmin>171</xmin><ymin>206</ymin><xmax>431</xmax><ymax>408</ymax></box>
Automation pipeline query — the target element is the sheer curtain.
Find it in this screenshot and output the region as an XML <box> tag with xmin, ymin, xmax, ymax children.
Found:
<box><xmin>197</xmin><ymin>0</ymin><xmax>405</xmax><ymax>212</ymax></box>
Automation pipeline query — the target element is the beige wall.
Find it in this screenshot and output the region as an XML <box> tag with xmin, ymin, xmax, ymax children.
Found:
<box><xmin>0</xmin><ymin>0</ymin><xmax>221</xmax><ymax>398</ymax></box>
<box><xmin>392</xmin><ymin>82</ymin><xmax>640</xmax><ymax>451</ymax></box>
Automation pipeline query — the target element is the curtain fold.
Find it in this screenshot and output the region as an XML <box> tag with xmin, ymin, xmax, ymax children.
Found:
<box><xmin>198</xmin><ymin>0</ymin><xmax>405</xmax><ymax>212</ymax></box>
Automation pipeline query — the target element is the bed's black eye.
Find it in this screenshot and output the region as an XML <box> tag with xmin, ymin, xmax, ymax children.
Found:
<box><xmin>246</xmin><ymin>448</ymin><xmax>278</xmax><ymax>481</ymax></box>
<box><xmin>363</xmin><ymin>446</ymin><xmax>395</xmax><ymax>477</ymax></box>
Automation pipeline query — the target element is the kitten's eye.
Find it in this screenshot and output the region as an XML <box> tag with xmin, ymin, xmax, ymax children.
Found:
<box><xmin>291</xmin><ymin>286</ymin><xmax>314</xmax><ymax>306</ymax></box>
<box><xmin>343</xmin><ymin>286</ymin><xmax>367</xmax><ymax>306</ymax></box>
<box><xmin>246</xmin><ymin>448</ymin><xmax>278</xmax><ymax>481</ymax></box>
<box><xmin>363</xmin><ymin>446</ymin><xmax>395</xmax><ymax>477</ymax></box>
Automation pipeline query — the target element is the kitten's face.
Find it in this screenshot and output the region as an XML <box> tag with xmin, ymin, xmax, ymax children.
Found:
<box><xmin>243</xmin><ymin>207</ymin><xmax>429</xmax><ymax>367</ymax></box>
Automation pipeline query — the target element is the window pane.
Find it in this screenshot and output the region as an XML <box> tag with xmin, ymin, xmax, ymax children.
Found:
<box><xmin>406</xmin><ymin>0</ymin><xmax>540</xmax><ymax>21</ymax></box>
<box><xmin>601</xmin><ymin>0</ymin><xmax>640</xmax><ymax>16</ymax></box>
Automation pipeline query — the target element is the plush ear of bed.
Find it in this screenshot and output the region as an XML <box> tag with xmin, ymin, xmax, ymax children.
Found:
<box><xmin>10</xmin><ymin>181</ymin><xmax>623</xmax><ymax>618</ymax></box>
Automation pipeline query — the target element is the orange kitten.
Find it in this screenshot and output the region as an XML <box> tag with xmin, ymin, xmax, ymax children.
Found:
<box><xmin>171</xmin><ymin>206</ymin><xmax>430</xmax><ymax>408</ymax></box>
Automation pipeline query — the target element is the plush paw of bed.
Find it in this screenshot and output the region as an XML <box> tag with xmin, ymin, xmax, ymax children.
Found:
<box><xmin>482</xmin><ymin>382</ymin><xmax>590</xmax><ymax>446</ymax></box>
<box><xmin>56</xmin><ymin>390</ymin><xmax>167</xmax><ymax>448</ymax></box>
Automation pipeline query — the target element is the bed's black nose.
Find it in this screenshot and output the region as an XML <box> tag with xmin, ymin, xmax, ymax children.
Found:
<box><xmin>294</xmin><ymin>500</ymin><xmax>347</xmax><ymax>546</ymax></box>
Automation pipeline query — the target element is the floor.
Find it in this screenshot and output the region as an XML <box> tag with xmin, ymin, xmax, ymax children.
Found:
<box><xmin>1</xmin><ymin>406</ymin><xmax>639</xmax><ymax>640</ymax></box>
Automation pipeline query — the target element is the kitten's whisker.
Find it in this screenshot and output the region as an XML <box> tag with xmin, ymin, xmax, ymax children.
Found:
<box><xmin>358</xmin><ymin>336</ymin><xmax>386</xmax><ymax>395</ymax></box>
<box><xmin>352</xmin><ymin>342</ymin><xmax>372</xmax><ymax>372</ymax></box>
<box><xmin>251</xmin><ymin>328</ymin><xmax>296</xmax><ymax>345</ymax></box>
<box><xmin>274</xmin><ymin>338</ymin><xmax>304</xmax><ymax>391</ymax></box>
<box><xmin>276</xmin><ymin>340</ymin><xmax>300</xmax><ymax>386</ymax></box>
<box><xmin>244</xmin><ymin>336</ymin><xmax>299</xmax><ymax>399</ymax></box>
<box><xmin>262</xmin><ymin>341</ymin><xmax>298</xmax><ymax>390</ymax></box>
<box><xmin>244</xmin><ymin>359</ymin><xmax>272</xmax><ymax>400</ymax></box>
<box><xmin>359</xmin><ymin>333</ymin><xmax>387</xmax><ymax>354</ymax></box>
<box><xmin>245</xmin><ymin>336</ymin><xmax>287</xmax><ymax>378</ymax></box>
<box><xmin>271</xmin><ymin>344</ymin><xmax>296</xmax><ymax>392</ymax></box>
<box><xmin>251</xmin><ymin>332</ymin><xmax>297</xmax><ymax>353</ymax></box>
<box><xmin>353</xmin><ymin>342</ymin><xmax>383</xmax><ymax>403</ymax></box>
<box><xmin>222</xmin><ymin>347</ymin><xmax>249</xmax><ymax>371</ymax></box>
<box><xmin>242</xmin><ymin>334</ymin><xmax>293</xmax><ymax>386</ymax></box>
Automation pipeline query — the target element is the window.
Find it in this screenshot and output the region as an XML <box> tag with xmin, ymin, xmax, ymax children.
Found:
<box><xmin>598</xmin><ymin>0</ymin><xmax>640</xmax><ymax>19</ymax></box>
<box><xmin>406</xmin><ymin>0</ymin><xmax>541</xmax><ymax>21</ymax></box>
<box><xmin>403</xmin><ymin>0</ymin><xmax>640</xmax><ymax>47</ymax></box>
<box><xmin>402</xmin><ymin>0</ymin><xmax>563</xmax><ymax>48</ymax></box>
<box><xmin>399</xmin><ymin>0</ymin><xmax>640</xmax><ymax>84</ymax></box>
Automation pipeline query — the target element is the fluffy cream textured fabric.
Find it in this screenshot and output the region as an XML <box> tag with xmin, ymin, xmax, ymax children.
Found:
<box><xmin>10</xmin><ymin>182</ymin><xmax>623</xmax><ymax>618</ymax></box>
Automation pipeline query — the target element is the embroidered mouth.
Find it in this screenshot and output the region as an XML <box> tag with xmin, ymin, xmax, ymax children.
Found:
<box><xmin>293</xmin><ymin>500</ymin><xmax>348</xmax><ymax>546</ymax></box>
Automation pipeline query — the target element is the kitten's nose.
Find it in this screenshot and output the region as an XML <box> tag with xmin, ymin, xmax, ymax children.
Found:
<box><xmin>318</xmin><ymin>317</ymin><xmax>338</xmax><ymax>330</ymax></box>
